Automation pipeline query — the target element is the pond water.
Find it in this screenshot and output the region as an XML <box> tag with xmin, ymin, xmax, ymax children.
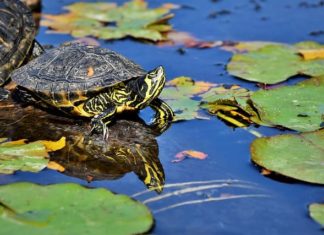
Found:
<box><xmin>1</xmin><ymin>0</ymin><xmax>324</xmax><ymax>234</ymax></box>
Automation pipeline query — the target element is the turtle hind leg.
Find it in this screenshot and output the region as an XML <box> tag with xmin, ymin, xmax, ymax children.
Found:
<box><xmin>11</xmin><ymin>87</ymin><xmax>39</xmax><ymax>106</ymax></box>
<box><xmin>0</xmin><ymin>88</ymin><xmax>9</xmax><ymax>101</ymax></box>
<box><xmin>90</xmin><ymin>106</ymin><xmax>117</xmax><ymax>141</ymax></box>
<box><xmin>149</xmin><ymin>98</ymin><xmax>174</xmax><ymax>134</ymax></box>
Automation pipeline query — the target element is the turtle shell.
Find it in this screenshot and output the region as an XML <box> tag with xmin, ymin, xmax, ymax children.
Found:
<box><xmin>0</xmin><ymin>0</ymin><xmax>36</xmax><ymax>85</ymax></box>
<box><xmin>12</xmin><ymin>43</ymin><xmax>147</xmax><ymax>93</ymax></box>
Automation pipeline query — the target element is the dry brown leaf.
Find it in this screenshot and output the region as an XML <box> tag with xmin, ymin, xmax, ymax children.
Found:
<box><xmin>172</xmin><ymin>150</ymin><xmax>208</xmax><ymax>163</ymax></box>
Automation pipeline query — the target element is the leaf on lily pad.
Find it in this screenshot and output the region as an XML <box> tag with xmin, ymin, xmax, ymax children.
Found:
<box><xmin>309</xmin><ymin>203</ymin><xmax>324</xmax><ymax>226</ymax></box>
<box><xmin>298</xmin><ymin>49</ymin><xmax>324</xmax><ymax>60</ymax></box>
<box><xmin>161</xmin><ymin>76</ymin><xmax>215</xmax><ymax>121</ymax></box>
<box><xmin>0</xmin><ymin>183</ymin><xmax>153</xmax><ymax>235</ymax></box>
<box><xmin>221</xmin><ymin>41</ymin><xmax>282</xmax><ymax>53</ymax></box>
<box><xmin>0</xmin><ymin>138</ymin><xmax>66</xmax><ymax>174</ymax></box>
<box><xmin>251</xmin><ymin>129</ymin><xmax>324</xmax><ymax>184</ymax></box>
<box><xmin>41</xmin><ymin>0</ymin><xmax>174</xmax><ymax>41</ymax></box>
<box><xmin>250</xmin><ymin>77</ymin><xmax>324</xmax><ymax>132</ymax></box>
<box><xmin>227</xmin><ymin>41</ymin><xmax>324</xmax><ymax>84</ymax></box>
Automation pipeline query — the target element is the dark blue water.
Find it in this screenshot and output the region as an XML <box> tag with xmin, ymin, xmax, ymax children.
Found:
<box><xmin>2</xmin><ymin>0</ymin><xmax>324</xmax><ymax>234</ymax></box>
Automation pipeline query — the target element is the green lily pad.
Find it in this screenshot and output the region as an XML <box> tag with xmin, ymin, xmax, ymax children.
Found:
<box><xmin>250</xmin><ymin>77</ymin><xmax>324</xmax><ymax>132</ymax></box>
<box><xmin>309</xmin><ymin>203</ymin><xmax>324</xmax><ymax>226</ymax></box>
<box><xmin>0</xmin><ymin>140</ymin><xmax>49</xmax><ymax>174</ymax></box>
<box><xmin>251</xmin><ymin>129</ymin><xmax>324</xmax><ymax>184</ymax></box>
<box><xmin>41</xmin><ymin>0</ymin><xmax>173</xmax><ymax>41</ymax></box>
<box><xmin>0</xmin><ymin>183</ymin><xmax>153</xmax><ymax>235</ymax></box>
<box><xmin>160</xmin><ymin>77</ymin><xmax>214</xmax><ymax>121</ymax></box>
<box><xmin>227</xmin><ymin>42</ymin><xmax>324</xmax><ymax>84</ymax></box>
<box><xmin>0</xmin><ymin>138</ymin><xmax>66</xmax><ymax>174</ymax></box>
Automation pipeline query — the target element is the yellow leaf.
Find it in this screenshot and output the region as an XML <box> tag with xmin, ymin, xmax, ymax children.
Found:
<box><xmin>298</xmin><ymin>49</ymin><xmax>324</xmax><ymax>60</ymax></box>
<box><xmin>0</xmin><ymin>139</ymin><xmax>27</xmax><ymax>147</ymax></box>
<box><xmin>39</xmin><ymin>137</ymin><xmax>66</xmax><ymax>152</ymax></box>
<box><xmin>47</xmin><ymin>161</ymin><xmax>65</xmax><ymax>172</ymax></box>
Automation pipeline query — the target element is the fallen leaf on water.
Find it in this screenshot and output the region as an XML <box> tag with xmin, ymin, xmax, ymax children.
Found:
<box><xmin>47</xmin><ymin>161</ymin><xmax>65</xmax><ymax>172</ymax></box>
<box><xmin>41</xmin><ymin>0</ymin><xmax>174</xmax><ymax>42</ymax></box>
<box><xmin>161</xmin><ymin>31</ymin><xmax>222</xmax><ymax>48</ymax></box>
<box><xmin>172</xmin><ymin>150</ymin><xmax>208</xmax><ymax>163</ymax></box>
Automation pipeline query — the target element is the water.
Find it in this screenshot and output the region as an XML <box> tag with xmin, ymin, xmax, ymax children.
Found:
<box><xmin>1</xmin><ymin>0</ymin><xmax>324</xmax><ymax>234</ymax></box>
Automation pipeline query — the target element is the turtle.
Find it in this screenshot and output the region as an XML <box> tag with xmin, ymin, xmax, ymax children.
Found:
<box><xmin>0</xmin><ymin>0</ymin><xmax>44</xmax><ymax>98</ymax></box>
<box><xmin>11</xmin><ymin>43</ymin><xmax>174</xmax><ymax>138</ymax></box>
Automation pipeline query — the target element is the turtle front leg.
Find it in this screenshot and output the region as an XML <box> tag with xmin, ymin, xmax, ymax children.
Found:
<box><xmin>90</xmin><ymin>105</ymin><xmax>117</xmax><ymax>140</ymax></box>
<box><xmin>149</xmin><ymin>98</ymin><xmax>174</xmax><ymax>134</ymax></box>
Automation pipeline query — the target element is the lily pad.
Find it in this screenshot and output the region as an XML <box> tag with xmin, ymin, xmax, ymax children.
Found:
<box><xmin>309</xmin><ymin>203</ymin><xmax>324</xmax><ymax>226</ymax></box>
<box><xmin>0</xmin><ymin>183</ymin><xmax>153</xmax><ymax>235</ymax></box>
<box><xmin>227</xmin><ymin>42</ymin><xmax>324</xmax><ymax>84</ymax></box>
<box><xmin>0</xmin><ymin>138</ymin><xmax>65</xmax><ymax>174</ymax></box>
<box><xmin>251</xmin><ymin>129</ymin><xmax>324</xmax><ymax>184</ymax></box>
<box><xmin>250</xmin><ymin>77</ymin><xmax>324</xmax><ymax>132</ymax></box>
<box><xmin>160</xmin><ymin>77</ymin><xmax>214</xmax><ymax>121</ymax></box>
<box><xmin>41</xmin><ymin>0</ymin><xmax>173</xmax><ymax>41</ymax></box>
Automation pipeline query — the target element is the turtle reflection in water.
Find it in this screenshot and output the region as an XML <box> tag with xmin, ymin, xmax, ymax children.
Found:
<box><xmin>53</xmin><ymin>119</ymin><xmax>165</xmax><ymax>193</ymax></box>
<box><xmin>0</xmin><ymin>100</ymin><xmax>165</xmax><ymax>193</ymax></box>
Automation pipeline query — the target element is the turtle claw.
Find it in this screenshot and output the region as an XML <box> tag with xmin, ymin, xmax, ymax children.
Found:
<box><xmin>89</xmin><ymin>117</ymin><xmax>110</xmax><ymax>141</ymax></box>
<box><xmin>102</xmin><ymin>124</ymin><xmax>109</xmax><ymax>141</ymax></box>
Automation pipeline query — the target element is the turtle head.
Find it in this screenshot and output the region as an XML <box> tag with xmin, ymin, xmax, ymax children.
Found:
<box><xmin>133</xmin><ymin>66</ymin><xmax>165</xmax><ymax>108</ymax></box>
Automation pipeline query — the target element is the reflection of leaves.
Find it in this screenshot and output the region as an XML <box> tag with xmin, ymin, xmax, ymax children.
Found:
<box><xmin>309</xmin><ymin>203</ymin><xmax>324</xmax><ymax>226</ymax></box>
<box><xmin>250</xmin><ymin>77</ymin><xmax>324</xmax><ymax>132</ymax></box>
<box><xmin>41</xmin><ymin>0</ymin><xmax>173</xmax><ymax>41</ymax></box>
<box><xmin>0</xmin><ymin>138</ymin><xmax>65</xmax><ymax>174</ymax></box>
<box><xmin>0</xmin><ymin>183</ymin><xmax>153</xmax><ymax>234</ymax></box>
<box><xmin>251</xmin><ymin>129</ymin><xmax>324</xmax><ymax>184</ymax></box>
<box><xmin>227</xmin><ymin>41</ymin><xmax>324</xmax><ymax>84</ymax></box>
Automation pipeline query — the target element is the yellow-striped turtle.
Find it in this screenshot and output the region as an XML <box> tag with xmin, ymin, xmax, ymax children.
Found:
<box><xmin>11</xmin><ymin>43</ymin><xmax>174</xmax><ymax>138</ymax></box>
<box><xmin>0</xmin><ymin>0</ymin><xmax>43</xmax><ymax>87</ymax></box>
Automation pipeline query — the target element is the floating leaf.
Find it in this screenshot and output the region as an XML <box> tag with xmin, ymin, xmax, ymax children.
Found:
<box><xmin>41</xmin><ymin>0</ymin><xmax>174</xmax><ymax>41</ymax></box>
<box><xmin>250</xmin><ymin>77</ymin><xmax>324</xmax><ymax>132</ymax></box>
<box><xmin>251</xmin><ymin>129</ymin><xmax>324</xmax><ymax>184</ymax></box>
<box><xmin>309</xmin><ymin>203</ymin><xmax>324</xmax><ymax>226</ymax></box>
<box><xmin>172</xmin><ymin>150</ymin><xmax>207</xmax><ymax>163</ymax></box>
<box><xmin>227</xmin><ymin>42</ymin><xmax>324</xmax><ymax>84</ymax></box>
<box><xmin>0</xmin><ymin>183</ymin><xmax>153</xmax><ymax>235</ymax></box>
<box><xmin>0</xmin><ymin>138</ymin><xmax>66</xmax><ymax>174</ymax></box>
